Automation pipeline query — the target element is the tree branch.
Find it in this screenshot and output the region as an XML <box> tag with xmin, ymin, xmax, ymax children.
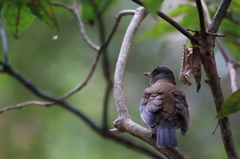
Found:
<box><xmin>113</xmin><ymin>7</ymin><xmax>186</xmax><ymax>159</ymax></box>
<box><xmin>207</xmin><ymin>0</ymin><xmax>232</xmax><ymax>33</ymax></box>
<box><xmin>88</xmin><ymin>0</ymin><xmax>113</xmax><ymax>129</ymax></box>
<box><xmin>201</xmin><ymin>0</ymin><xmax>239</xmax><ymax>92</ymax></box>
<box><xmin>52</xmin><ymin>2</ymin><xmax>100</xmax><ymax>51</ymax></box>
<box><xmin>0</xmin><ymin>101</ymin><xmax>52</xmax><ymax>114</ymax></box>
<box><xmin>199</xmin><ymin>1</ymin><xmax>239</xmax><ymax>158</ymax></box>
<box><xmin>196</xmin><ymin>0</ymin><xmax>206</xmax><ymax>39</ymax></box>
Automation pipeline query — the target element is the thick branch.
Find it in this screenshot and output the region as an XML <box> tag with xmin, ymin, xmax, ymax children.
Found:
<box><xmin>114</xmin><ymin>118</ymin><xmax>184</xmax><ymax>159</ymax></box>
<box><xmin>199</xmin><ymin>1</ymin><xmax>239</xmax><ymax>158</ymax></box>
<box><xmin>207</xmin><ymin>0</ymin><xmax>232</xmax><ymax>33</ymax></box>
<box><xmin>113</xmin><ymin>7</ymin><xmax>186</xmax><ymax>159</ymax></box>
<box><xmin>114</xmin><ymin>7</ymin><xmax>147</xmax><ymax>119</ymax></box>
<box><xmin>202</xmin><ymin>0</ymin><xmax>239</xmax><ymax>92</ymax></box>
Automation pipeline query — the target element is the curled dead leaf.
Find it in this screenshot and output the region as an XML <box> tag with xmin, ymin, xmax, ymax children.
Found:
<box><xmin>180</xmin><ymin>45</ymin><xmax>202</xmax><ymax>92</ymax></box>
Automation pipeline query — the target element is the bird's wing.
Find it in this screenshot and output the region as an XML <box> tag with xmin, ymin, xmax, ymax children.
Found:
<box><xmin>173</xmin><ymin>90</ymin><xmax>190</xmax><ymax>136</ymax></box>
<box><xmin>140</xmin><ymin>89</ymin><xmax>163</xmax><ymax>133</ymax></box>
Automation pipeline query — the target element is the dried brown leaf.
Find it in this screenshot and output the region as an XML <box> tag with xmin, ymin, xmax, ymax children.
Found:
<box><xmin>179</xmin><ymin>45</ymin><xmax>202</xmax><ymax>92</ymax></box>
<box><xmin>192</xmin><ymin>47</ymin><xmax>201</xmax><ymax>92</ymax></box>
<box><xmin>180</xmin><ymin>45</ymin><xmax>192</xmax><ymax>86</ymax></box>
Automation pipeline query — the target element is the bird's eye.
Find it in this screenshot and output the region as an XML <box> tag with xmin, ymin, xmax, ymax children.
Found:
<box><xmin>153</xmin><ymin>72</ymin><xmax>157</xmax><ymax>76</ymax></box>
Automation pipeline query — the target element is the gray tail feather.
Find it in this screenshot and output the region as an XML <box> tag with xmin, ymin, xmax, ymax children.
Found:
<box><xmin>156</xmin><ymin>123</ymin><xmax>178</xmax><ymax>148</ymax></box>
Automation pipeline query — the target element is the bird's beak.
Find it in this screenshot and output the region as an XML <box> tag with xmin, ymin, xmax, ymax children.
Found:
<box><xmin>144</xmin><ymin>72</ymin><xmax>153</xmax><ymax>77</ymax></box>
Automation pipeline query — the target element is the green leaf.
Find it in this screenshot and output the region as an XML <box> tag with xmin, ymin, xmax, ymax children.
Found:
<box><xmin>142</xmin><ymin>0</ymin><xmax>163</xmax><ymax>15</ymax></box>
<box><xmin>3</xmin><ymin>2</ymin><xmax>35</xmax><ymax>38</ymax></box>
<box><xmin>215</xmin><ymin>89</ymin><xmax>240</xmax><ymax>119</ymax></box>
<box><xmin>27</xmin><ymin>0</ymin><xmax>58</xmax><ymax>30</ymax></box>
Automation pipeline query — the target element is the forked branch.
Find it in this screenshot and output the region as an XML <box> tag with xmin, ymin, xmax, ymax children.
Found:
<box><xmin>113</xmin><ymin>7</ymin><xmax>185</xmax><ymax>159</ymax></box>
<box><xmin>201</xmin><ymin>0</ymin><xmax>239</xmax><ymax>92</ymax></box>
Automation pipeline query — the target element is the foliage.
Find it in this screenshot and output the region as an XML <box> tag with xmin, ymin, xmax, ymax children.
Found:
<box><xmin>2</xmin><ymin>0</ymin><xmax>58</xmax><ymax>38</ymax></box>
<box><xmin>215</xmin><ymin>89</ymin><xmax>240</xmax><ymax>119</ymax></box>
<box><xmin>3</xmin><ymin>2</ymin><xmax>35</xmax><ymax>38</ymax></box>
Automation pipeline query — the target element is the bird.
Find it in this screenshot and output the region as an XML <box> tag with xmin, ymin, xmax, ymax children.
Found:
<box><xmin>139</xmin><ymin>65</ymin><xmax>190</xmax><ymax>148</ymax></box>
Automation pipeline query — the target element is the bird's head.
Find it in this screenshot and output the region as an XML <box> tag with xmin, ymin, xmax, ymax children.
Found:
<box><xmin>144</xmin><ymin>65</ymin><xmax>176</xmax><ymax>85</ymax></box>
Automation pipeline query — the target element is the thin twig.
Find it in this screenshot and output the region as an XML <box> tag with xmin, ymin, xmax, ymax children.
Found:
<box><xmin>0</xmin><ymin>10</ymin><xmax>10</xmax><ymax>66</ymax></box>
<box><xmin>186</xmin><ymin>28</ymin><xmax>225</xmax><ymax>37</ymax></box>
<box><xmin>196</xmin><ymin>0</ymin><xmax>206</xmax><ymax>39</ymax></box>
<box><xmin>74</xmin><ymin>0</ymin><xmax>83</xmax><ymax>8</ymax></box>
<box><xmin>212</xmin><ymin>122</ymin><xmax>220</xmax><ymax>135</ymax></box>
<box><xmin>52</xmin><ymin>2</ymin><xmax>100</xmax><ymax>51</ymax></box>
<box><xmin>0</xmin><ymin>101</ymin><xmax>52</xmax><ymax>114</ymax></box>
<box><xmin>89</xmin><ymin>0</ymin><xmax>113</xmax><ymax>129</ymax></box>
<box><xmin>51</xmin><ymin>2</ymin><xmax>72</xmax><ymax>10</ymax></box>
<box><xmin>105</xmin><ymin>10</ymin><xmax>135</xmax><ymax>48</ymax></box>
<box><xmin>206</xmin><ymin>31</ymin><xmax>225</xmax><ymax>37</ymax></box>
<box><xmin>72</xmin><ymin>8</ymin><xmax>100</xmax><ymax>51</ymax></box>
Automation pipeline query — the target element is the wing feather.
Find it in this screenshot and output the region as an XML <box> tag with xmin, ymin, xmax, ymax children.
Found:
<box><xmin>173</xmin><ymin>90</ymin><xmax>190</xmax><ymax>136</ymax></box>
<box><xmin>140</xmin><ymin>93</ymin><xmax>163</xmax><ymax>133</ymax></box>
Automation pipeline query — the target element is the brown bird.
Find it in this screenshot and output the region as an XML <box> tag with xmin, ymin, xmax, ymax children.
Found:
<box><xmin>139</xmin><ymin>65</ymin><xmax>190</xmax><ymax>148</ymax></box>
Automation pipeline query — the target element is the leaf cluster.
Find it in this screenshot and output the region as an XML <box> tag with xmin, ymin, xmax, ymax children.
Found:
<box><xmin>2</xmin><ymin>0</ymin><xmax>58</xmax><ymax>38</ymax></box>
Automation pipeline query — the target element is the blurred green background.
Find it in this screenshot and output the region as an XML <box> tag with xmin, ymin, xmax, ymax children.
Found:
<box><xmin>0</xmin><ymin>0</ymin><xmax>240</xmax><ymax>159</ymax></box>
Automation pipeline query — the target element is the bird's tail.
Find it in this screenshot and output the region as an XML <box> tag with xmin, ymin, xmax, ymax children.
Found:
<box><xmin>157</xmin><ymin>120</ymin><xmax>178</xmax><ymax>148</ymax></box>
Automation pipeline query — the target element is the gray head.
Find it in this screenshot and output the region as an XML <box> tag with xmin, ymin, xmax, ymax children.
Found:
<box><xmin>144</xmin><ymin>65</ymin><xmax>176</xmax><ymax>85</ymax></box>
